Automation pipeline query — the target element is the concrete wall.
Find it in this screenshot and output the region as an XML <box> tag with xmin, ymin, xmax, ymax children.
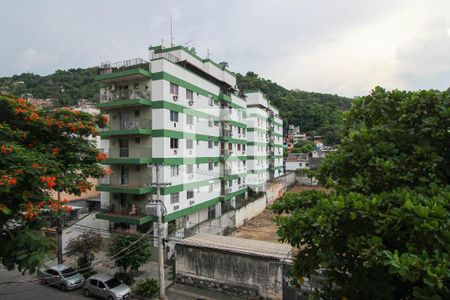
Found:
<box><xmin>176</xmin><ymin>244</ymin><xmax>284</xmax><ymax>299</ymax></box>
<box><xmin>235</xmin><ymin>173</ymin><xmax>295</xmax><ymax>226</ymax></box>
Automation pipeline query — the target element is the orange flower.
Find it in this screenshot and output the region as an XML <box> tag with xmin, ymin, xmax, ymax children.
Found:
<box><xmin>103</xmin><ymin>115</ymin><xmax>109</xmax><ymax>124</ymax></box>
<box><xmin>8</xmin><ymin>178</ymin><xmax>17</xmax><ymax>185</ymax></box>
<box><xmin>40</xmin><ymin>176</ymin><xmax>56</xmax><ymax>189</ymax></box>
<box><xmin>38</xmin><ymin>201</ymin><xmax>45</xmax><ymax>207</ymax></box>
<box><xmin>63</xmin><ymin>206</ymin><xmax>73</xmax><ymax>212</ymax></box>
<box><xmin>104</xmin><ymin>168</ymin><xmax>113</xmax><ymax>175</ymax></box>
<box><xmin>1</xmin><ymin>145</ymin><xmax>13</xmax><ymax>154</ymax></box>
<box><xmin>96</xmin><ymin>152</ymin><xmax>107</xmax><ymax>161</ymax></box>
<box><xmin>31</xmin><ymin>163</ymin><xmax>40</xmax><ymax>169</ymax></box>
<box><xmin>15</xmin><ymin>169</ymin><xmax>24</xmax><ymax>174</ymax></box>
<box><xmin>52</xmin><ymin>147</ymin><xmax>60</xmax><ymax>155</ymax></box>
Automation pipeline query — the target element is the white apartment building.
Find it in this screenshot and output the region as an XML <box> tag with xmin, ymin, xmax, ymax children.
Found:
<box><xmin>95</xmin><ymin>44</ymin><xmax>282</xmax><ymax>233</ymax></box>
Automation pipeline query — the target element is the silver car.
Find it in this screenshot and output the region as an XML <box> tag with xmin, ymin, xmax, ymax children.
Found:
<box><xmin>38</xmin><ymin>264</ymin><xmax>85</xmax><ymax>291</ymax></box>
<box><xmin>84</xmin><ymin>273</ymin><xmax>131</xmax><ymax>300</ymax></box>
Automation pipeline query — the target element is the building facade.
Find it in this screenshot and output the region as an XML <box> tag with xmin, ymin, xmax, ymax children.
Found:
<box><xmin>95</xmin><ymin>44</ymin><xmax>283</xmax><ymax>232</ymax></box>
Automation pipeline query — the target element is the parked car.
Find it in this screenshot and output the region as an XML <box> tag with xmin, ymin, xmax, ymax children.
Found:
<box><xmin>38</xmin><ymin>264</ymin><xmax>85</xmax><ymax>291</ymax></box>
<box><xmin>84</xmin><ymin>273</ymin><xmax>131</xmax><ymax>300</ymax></box>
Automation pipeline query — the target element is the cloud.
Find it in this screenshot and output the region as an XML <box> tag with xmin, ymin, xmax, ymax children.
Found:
<box><xmin>12</xmin><ymin>48</ymin><xmax>60</xmax><ymax>74</ymax></box>
<box><xmin>395</xmin><ymin>19</ymin><xmax>450</xmax><ymax>90</ymax></box>
<box><xmin>150</xmin><ymin>16</ymin><xmax>166</xmax><ymax>31</ymax></box>
<box><xmin>0</xmin><ymin>0</ymin><xmax>449</xmax><ymax>96</ymax></box>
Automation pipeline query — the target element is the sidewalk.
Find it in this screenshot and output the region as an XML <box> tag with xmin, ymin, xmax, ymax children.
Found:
<box><xmin>166</xmin><ymin>283</ymin><xmax>244</xmax><ymax>300</ymax></box>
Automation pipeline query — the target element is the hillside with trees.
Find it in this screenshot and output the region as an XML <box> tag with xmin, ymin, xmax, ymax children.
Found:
<box><xmin>0</xmin><ymin>68</ymin><xmax>353</xmax><ymax>143</ymax></box>
<box><xmin>0</xmin><ymin>68</ymin><xmax>101</xmax><ymax>106</ymax></box>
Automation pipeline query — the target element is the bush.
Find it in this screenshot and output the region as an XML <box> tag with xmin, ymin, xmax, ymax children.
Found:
<box><xmin>136</xmin><ymin>277</ymin><xmax>158</xmax><ymax>298</ymax></box>
<box><xmin>115</xmin><ymin>271</ymin><xmax>135</xmax><ymax>285</ymax></box>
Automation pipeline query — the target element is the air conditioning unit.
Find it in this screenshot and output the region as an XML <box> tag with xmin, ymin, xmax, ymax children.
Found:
<box><xmin>188</xmin><ymin>125</ymin><xmax>193</xmax><ymax>130</ymax></box>
<box><xmin>188</xmin><ymin>150</ymin><xmax>192</xmax><ymax>155</ymax></box>
<box><xmin>188</xmin><ymin>174</ymin><xmax>194</xmax><ymax>180</ymax></box>
<box><xmin>188</xmin><ymin>100</ymin><xmax>194</xmax><ymax>106</ymax></box>
<box><xmin>173</xmin><ymin>205</ymin><xmax>179</xmax><ymax>211</ymax></box>
<box><xmin>173</xmin><ymin>95</ymin><xmax>178</xmax><ymax>101</ymax></box>
<box><xmin>173</xmin><ymin>149</ymin><xmax>178</xmax><ymax>155</ymax></box>
<box><xmin>189</xmin><ymin>200</ymin><xmax>195</xmax><ymax>206</ymax></box>
<box><xmin>173</xmin><ymin>122</ymin><xmax>177</xmax><ymax>128</ymax></box>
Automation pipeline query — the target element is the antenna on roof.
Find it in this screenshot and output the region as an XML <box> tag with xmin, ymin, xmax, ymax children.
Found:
<box><xmin>206</xmin><ymin>49</ymin><xmax>211</xmax><ymax>59</ymax></box>
<box><xmin>170</xmin><ymin>15</ymin><xmax>174</xmax><ymax>46</ymax></box>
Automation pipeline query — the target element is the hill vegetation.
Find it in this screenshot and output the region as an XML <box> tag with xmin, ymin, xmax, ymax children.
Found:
<box><xmin>0</xmin><ymin>68</ymin><xmax>353</xmax><ymax>144</ymax></box>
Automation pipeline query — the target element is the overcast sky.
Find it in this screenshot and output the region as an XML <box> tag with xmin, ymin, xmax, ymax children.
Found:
<box><xmin>1</xmin><ymin>0</ymin><xmax>449</xmax><ymax>97</ymax></box>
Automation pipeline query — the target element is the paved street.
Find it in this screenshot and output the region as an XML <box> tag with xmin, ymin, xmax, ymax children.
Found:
<box><xmin>0</xmin><ymin>268</ymin><xmax>84</xmax><ymax>300</ymax></box>
<box><xmin>0</xmin><ymin>268</ymin><xmax>241</xmax><ymax>300</ymax></box>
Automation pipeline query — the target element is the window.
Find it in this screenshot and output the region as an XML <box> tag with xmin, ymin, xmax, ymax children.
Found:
<box><xmin>208</xmin><ymin>97</ymin><xmax>213</xmax><ymax>106</ymax></box>
<box><xmin>208</xmin><ymin>161</ymin><xmax>213</xmax><ymax>171</ymax></box>
<box><xmin>238</xmin><ymin>178</ymin><xmax>241</xmax><ymax>185</ymax></box>
<box><xmin>186</xmin><ymin>115</ymin><xmax>193</xmax><ymax>125</ymax></box>
<box><xmin>243</xmin><ymin>128</ymin><xmax>246</xmax><ymax>135</ymax></box>
<box><xmin>135</xmin><ymin>165</ymin><xmax>140</xmax><ymax>172</ymax></box>
<box><xmin>186</xmin><ymin>89</ymin><xmax>193</xmax><ymax>100</ymax></box>
<box><xmin>98</xmin><ymin>281</ymin><xmax>106</xmax><ymax>289</ymax></box>
<box><xmin>209</xmin><ymin>184</ymin><xmax>213</xmax><ymax>192</ymax></box>
<box><xmin>214</xmin><ymin>141</ymin><xmax>219</xmax><ymax>146</ymax></box>
<box><xmin>170</xmin><ymin>138</ymin><xmax>179</xmax><ymax>149</ymax></box>
<box><xmin>90</xmin><ymin>279</ymin><xmax>99</xmax><ymax>286</ymax></box>
<box><xmin>214</xmin><ymin>162</ymin><xmax>218</xmax><ymax>167</ymax></box>
<box><xmin>208</xmin><ymin>139</ymin><xmax>213</xmax><ymax>149</ymax></box>
<box><xmin>186</xmin><ymin>139</ymin><xmax>193</xmax><ymax>149</ymax></box>
<box><xmin>170</xmin><ymin>110</ymin><xmax>179</xmax><ymax>122</ymax></box>
<box><xmin>135</xmin><ymin>137</ymin><xmax>140</xmax><ymax>144</ymax></box>
<box><xmin>237</xmin><ymin>144</ymin><xmax>241</xmax><ymax>151</ymax></box>
<box><xmin>186</xmin><ymin>164</ymin><xmax>193</xmax><ymax>174</ymax></box>
<box><xmin>238</xmin><ymin>127</ymin><xmax>241</xmax><ymax>134</ymax></box>
<box><xmin>170</xmin><ymin>193</ymin><xmax>179</xmax><ymax>204</ymax></box>
<box><xmin>171</xmin><ymin>165</ymin><xmax>179</xmax><ymax>176</ymax></box>
<box><xmin>134</xmin><ymin>110</ymin><xmax>140</xmax><ymax>117</ymax></box>
<box><xmin>243</xmin><ymin>144</ymin><xmax>246</xmax><ymax>151</ymax></box>
<box><xmin>208</xmin><ymin>117</ymin><xmax>213</xmax><ymax>127</ymax></box>
<box><xmin>170</xmin><ymin>83</ymin><xmax>179</xmax><ymax>95</ymax></box>
<box><xmin>187</xmin><ymin>190</ymin><xmax>194</xmax><ymax>199</ymax></box>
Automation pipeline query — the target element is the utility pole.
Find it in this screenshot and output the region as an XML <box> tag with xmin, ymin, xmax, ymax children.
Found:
<box><xmin>56</xmin><ymin>190</ymin><xmax>63</xmax><ymax>264</ymax></box>
<box><xmin>145</xmin><ymin>164</ymin><xmax>170</xmax><ymax>300</ymax></box>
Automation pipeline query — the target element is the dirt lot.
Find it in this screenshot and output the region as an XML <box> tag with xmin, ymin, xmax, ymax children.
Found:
<box><xmin>232</xmin><ymin>184</ymin><xmax>326</xmax><ymax>243</ymax></box>
<box><xmin>232</xmin><ymin>209</ymin><xmax>280</xmax><ymax>242</ymax></box>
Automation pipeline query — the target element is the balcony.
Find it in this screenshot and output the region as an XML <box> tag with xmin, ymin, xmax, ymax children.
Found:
<box><xmin>219</xmin><ymin>110</ymin><xmax>231</xmax><ymax>121</ymax></box>
<box><xmin>96</xmin><ymin>172</ymin><xmax>152</xmax><ymax>195</ymax></box>
<box><xmin>96</xmin><ymin>206</ymin><xmax>155</xmax><ymax>225</ymax></box>
<box><xmin>221</xmin><ymin>168</ymin><xmax>233</xmax><ymax>177</ymax></box>
<box><xmin>220</xmin><ymin>129</ymin><xmax>233</xmax><ymax>141</ymax></box>
<box><xmin>98</xmin><ymin>89</ymin><xmax>151</xmax><ymax>109</ymax></box>
<box><xmin>96</xmin><ymin>58</ymin><xmax>151</xmax><ymax>82</ymax></box>
<box><xmin>222</xmin><ymin>187</ymin><xmax>232</xmax><ymax>195</ymax></box>
<box><xmin>103</xmin><ymin>147</ymin><xmax>152</xmax><ymax>164</ymax></box>
<box><xmin>100</xmin><ymin>118</ymin><xmax>152</xmax><ymax>138</ymax></box>
<box><xmin>220</xmin><ymin>149</ymin><xmax>233</xmax><ymax>158</ymax></box>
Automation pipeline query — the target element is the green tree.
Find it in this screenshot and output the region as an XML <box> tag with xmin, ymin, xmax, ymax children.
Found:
<box><xmin>0</xmin><ymin>94</ymin><xmax>108</xmax><ymax>273</ymax></box>
<box><xmin>272</xmin><ymin>87</ymin><xmax>450</xmax><ymax>299</ymax></box>
<box><xmin>66</xmin><ymin>231</ymin><xmax>102</xmax><ymax>271</ymax></box>
<box><xmin>109</xmin><ymin>233</ymin><xmax>152</xmax><ymax>276</ymax></box>
<box><xmin>292</xmin><ymin>140</ymin><xmax>315</xmax><ymax>153</ymax></box>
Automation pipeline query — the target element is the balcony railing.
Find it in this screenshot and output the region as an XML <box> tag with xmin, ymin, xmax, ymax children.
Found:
<box><xmin>100</xmin><ymin>90</ymin><xmax>151</xmax><ymax>103</ymax></box>
<box><xmin>101</xmin><ymin>171</ymin><xmax>151</xmax><ymax>187</ymax></box>
<box><xmin>99</xmin><ymin>58</ymin><xmax>149</xmax><ymax>74</ymax></box>
<box><xmin>151</xmin><ymin>52</ymin><xmax>181</xmax><ymax>63</ymax></box>
<box><xmin>108</xmin><ymin>147</ymin><xmax>152</xmax><ymax>158</ymax></box>
<box><xmin>221</xmin><ymin>129</ymin><xmax>232</xmax><ymax>137</ymax></box>
<box><xmin>222</xmin><ymin>168</ymin><xmax>232</xmax><ymax>177</ymax></box>
<box><xmin>221</xmin><ymin>149</ymin><xmax>233</xmax><ymax>156</ymax></box>
<box><xmin>108</xmin><ymin>118</ymin><xmax>151</xmax><ymax>131</ymax></box>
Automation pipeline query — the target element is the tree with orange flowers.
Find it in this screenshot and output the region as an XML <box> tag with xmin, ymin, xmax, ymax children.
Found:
<box><xmin>0</xmin><ymin>94</ymin><xmax>108</xmax><ymax>273</ymax></box>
